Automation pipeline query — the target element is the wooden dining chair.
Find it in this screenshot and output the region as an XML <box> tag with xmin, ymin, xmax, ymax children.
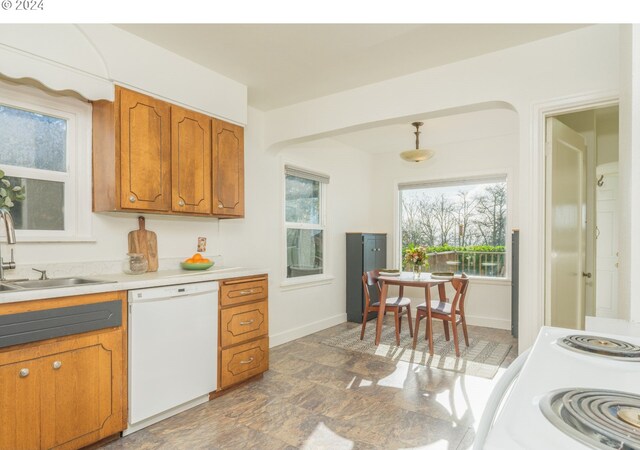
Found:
<box><xmin>412</xmin><ymin>273</ymin><xmax>470</xmax><ymax>356</ymax></box>
<box><xmin>360</xmin><ymin>270</ymin><xmax>413</xmax><ymax>346</ymax></box>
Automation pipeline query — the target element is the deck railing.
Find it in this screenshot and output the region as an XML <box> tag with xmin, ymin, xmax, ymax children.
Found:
<box><xmin>426</xmin><ymin>250</ymin><xmax>506</xmax><ymax>277</ymax></box>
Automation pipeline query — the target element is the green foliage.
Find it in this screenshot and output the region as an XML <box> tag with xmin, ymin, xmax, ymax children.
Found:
<box><xmin>0</xmin><ymin>168</ymin><xmax>26</xmax><ymax>209</ymax></box>
<box><xmin>401</xmin><ymin>243</ymin><xmax>505</xmax><ymax>254</ymax></box>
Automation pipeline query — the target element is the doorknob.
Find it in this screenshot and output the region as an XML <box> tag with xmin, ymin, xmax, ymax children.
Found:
<box><xmin>582</xmin><ymin>272</ymin><xmax>592</xmax><ymax>278</ymax></box>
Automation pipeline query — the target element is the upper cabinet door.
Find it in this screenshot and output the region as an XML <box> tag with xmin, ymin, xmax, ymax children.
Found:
<box><xmin>171</xmin><ymin>106</ymin><xmax>212</xmax><ymax>214</ymax></box>
<box><xmin>119</xmin><ymin>87</ymin><xmax>171</xmax><ymax>211</ymax></box>
<box><xmin>212</xmin><ymin>120</ymin><xmax>245</xmax><ymax>217</ymax></box>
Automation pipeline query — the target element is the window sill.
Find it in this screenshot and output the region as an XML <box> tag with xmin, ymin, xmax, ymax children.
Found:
<box><xmin>15</xmin><ymin>235</ymin><xmax>97</xmax><ymax>243</ymax></box>
<box><xmin>466</xmin><ymin>276</ymin><xmax>512</xmax><ymax>286</ymax></box>
<box><xmin>280</xmin><ymin>274</ymin><xmax>335</xmax><ymax>291</ymax></box>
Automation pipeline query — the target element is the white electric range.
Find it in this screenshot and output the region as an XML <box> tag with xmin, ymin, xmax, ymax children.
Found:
<box><xmin>480</xmin><ymin>326</ymin><xmax>640</xmax><ymax>449</ymax></box>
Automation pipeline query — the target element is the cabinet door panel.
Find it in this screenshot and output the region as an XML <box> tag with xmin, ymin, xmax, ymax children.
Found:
<box><xmin>171</xmin><ymin>106</ymin><xmax>212</xmax><ymax>214</ymax></box>
<box><xmin>220</xmin><ymin>337</ymin><xmax>268</xmax><ymax>388</ymax></box>
<box><xmin>212</xmin><ymin>120</ymin><xmax>244</xmax><ymax>217</ymax></box>
<box><xmin>119</xmin><ymin>87</ymin><xmax>171</xmax><ymax>211</ymax></box>
<box><xmin>41</xmin><ymin>334</ymin><xmax>120</xmax><ymax>449</ymax></box>
<box><xmin>376</xmin><ymin>236</ymin><xmax>387</xmax><ymax>268</ymax></box>
<box><xmin>0</xmin><ymin>360</ymin><xmax>41</xmax><ymax>450</ymax></box>
<box><xmin>220</xmin><ymin>300</ymin><xmax>268</xmax><ymax>348</ymax></box>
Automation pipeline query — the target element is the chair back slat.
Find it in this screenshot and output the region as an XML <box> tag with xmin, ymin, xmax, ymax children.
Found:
<box><xmin>361</xmin><ymin>270</ymin><xmax>380</xmax><ymax>309</ymax></box>
<box><xmin>448</xmin><ymin>272</ymin><xmax>470</xmax><ymax>318</ymax></box>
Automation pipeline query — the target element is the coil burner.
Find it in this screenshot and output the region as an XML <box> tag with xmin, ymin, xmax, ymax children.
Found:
<box><xmin>558</xmin><ymin>335</ymin><xmax>640</xmax><ymax>361</ymax></box>
<box><xmin>540</xmin><ymin>388</ymin><xmax>640</xmax><ymax>449</ymax></box>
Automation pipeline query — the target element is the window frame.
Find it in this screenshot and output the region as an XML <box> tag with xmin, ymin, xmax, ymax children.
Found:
<box><xmin>396</xmin><ymin>172</ymin><xmax>511</xmax><ymax>282</ymax></box>
<box><xmin>281</xmin><ymin>164</ymin><xmax>332</xmax><ymax>288</ymax></box>
<box><xmin>0</xmin><ymin>79</ymin><xmax>93</xmax><ymax>242</ymax></box>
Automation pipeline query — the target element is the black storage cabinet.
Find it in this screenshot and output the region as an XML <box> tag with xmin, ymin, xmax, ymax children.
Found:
<box><xmin>346</xmin><ymin>232</ymin><xmax>387</xmax><ymax>323</ymax></box>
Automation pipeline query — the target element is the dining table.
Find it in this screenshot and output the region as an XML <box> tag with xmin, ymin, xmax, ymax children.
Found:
<box><xmin>376</xmin><ymin>272</ymin><xmax>449</xmax><ymax>354</ymax></box>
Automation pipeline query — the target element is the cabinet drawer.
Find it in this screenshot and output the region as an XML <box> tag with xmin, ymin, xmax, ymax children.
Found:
<box><xmin>220</xmin><ymin>337</ymin><xmax>268</xmax><ymax>388</ymax></box>
<box><xmin>220</xmin><ymin>301</ymin><xmax>268</xmax><ymax>348</ymax></box>
<box><xmin>220</xmin><ymin>277</ymin><xmax>267</xmax><ymax>307</ymax></box>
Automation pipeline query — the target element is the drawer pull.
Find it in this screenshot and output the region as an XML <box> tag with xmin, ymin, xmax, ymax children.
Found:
<box><xmin>239</xmin><ymin>289</ymin><xmax>256</xmax><ymax>295</ymax></box>
<box><xmin>52</xmin><ymin>361</ymin><xmax>62</xmax><ymax>370</ymax></box>
<box><xmin>240</xmin><ymin>357</ymin><xmax>254</xmax><ymax>365</ymax></box>
<box><xmin>19</xmin><ymin>368</ymin><xmax>29</xmax><ymax>378</ymax></box>
<box><xmin>239</xmin><ymin>319</ymin><xmax>255</xmax><ymax>326</ymax></box>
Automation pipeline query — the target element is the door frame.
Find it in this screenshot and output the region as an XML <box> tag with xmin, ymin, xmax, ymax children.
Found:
<box><xmin>530</xmin><ymin>91</ymin><xmax>618</xmax><ymax>336</ymax></box>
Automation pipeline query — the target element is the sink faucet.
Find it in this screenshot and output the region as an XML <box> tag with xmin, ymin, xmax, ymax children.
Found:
<box><xmin>0</xmin><ymin>208</ymin><xmax>17</xmax><ymax>281</ymax></box>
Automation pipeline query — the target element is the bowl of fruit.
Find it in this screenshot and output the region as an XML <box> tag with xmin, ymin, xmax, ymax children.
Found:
<box><xmin>180</xmin><ymin>253</ymin><xmax>214</xmax><ymax>270</ymax></box>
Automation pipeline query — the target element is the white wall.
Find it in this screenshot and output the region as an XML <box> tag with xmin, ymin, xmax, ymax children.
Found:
<box><xmin>619</xmin><ymin>24</ymin><xmax>640</xmax><ymax>324</ymax></box>
<box><xmin>367</xmin><ymin>108</ymin><xmax>519</xmax><ymax>330</ymax></box>
<box><xmin>0</xmin><ymin>24</ymin><xmax>247</xmax><ymax>124</ymax></box>
<box><xmin>219</xmin><ymin>108</ymin><xmax>376</xmax><ymax>344</ymax></box>
<box><xmin>262</xmin><ymin>24</ymin><xmax>621</xmax><ymax>350</ymax></box>
<box><xmin>2</xmin><ymin>23</ymin><xmax>636</xmax><ymax>351</ymax></box>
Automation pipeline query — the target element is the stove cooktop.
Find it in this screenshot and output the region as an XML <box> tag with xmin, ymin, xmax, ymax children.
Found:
<box><xmin>558</xmin><ymin>335</ymin><xmax>640</xmax><ymax>361</ymax></box>
<box><xmin>540</xmin><ymin>388</ymin><xmax>640</xmax><ymax>450</ymax></box>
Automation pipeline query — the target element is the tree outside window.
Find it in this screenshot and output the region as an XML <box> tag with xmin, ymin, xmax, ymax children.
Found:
<box><xmin>400</xmin><ymin>178</ymin><xmax>507</xmax><ymax>277</ymax></box>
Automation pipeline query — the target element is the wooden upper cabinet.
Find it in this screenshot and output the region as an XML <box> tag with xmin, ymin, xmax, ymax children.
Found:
<box><xmin>93</xmin><ymin>86</ymin><xmax>245</xmax><ymax>218</ymax></box>
<box><xmin>171</xmin><ymin>106</ymin><xmax>212</xmax><ymax>214</ymax></box>
<box><xmin>119</xmin><ymin>87</ymin><xmax>171</xmax><ymax>212</ymax></box>
<box><xmin>212</xmin><ymin>119</ymin><xmax>245</xmax><ymax>217</ymax></box>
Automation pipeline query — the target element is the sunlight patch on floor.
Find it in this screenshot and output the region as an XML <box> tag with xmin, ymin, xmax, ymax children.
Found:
<box><xmin>300</xmin><ymin>422</ymin><xmax>354</xmax><ymax>450</ymax></box>
<box><xmin>376</xmin><ymin>360</ymin><xmax>414</xmax><ymax>389</ymax></box>
<box><xmin>399</xmin><ymin>438</ymin><xmax>452</xmax><ymax>449</ymax></box>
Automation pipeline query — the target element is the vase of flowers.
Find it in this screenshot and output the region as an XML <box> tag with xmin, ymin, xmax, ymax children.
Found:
<box><xmin>403</xmin><ymin>244</ymin><xmax>429</xmax><ymax>280</ymax></box>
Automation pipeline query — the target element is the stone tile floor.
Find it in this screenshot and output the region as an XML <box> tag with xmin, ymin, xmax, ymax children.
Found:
<box><xmin>104</xmin><ymin>322</ymin><xmax>517</xmax><ymax>450</ymax></box>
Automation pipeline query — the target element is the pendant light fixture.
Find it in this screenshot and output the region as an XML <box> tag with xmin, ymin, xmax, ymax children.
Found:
<box><xmin>400</xmin><ymin>121</ymin><xmax>434</xmax><ymax>163</ymax></box>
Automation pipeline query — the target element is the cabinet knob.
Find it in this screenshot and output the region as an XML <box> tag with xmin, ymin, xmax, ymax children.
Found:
<box><xmin>19</xmin><ymin>368</ymin><xmax>29</xmax><ymax>378</ymax></box>
<box><xmin>178</xmin><ymin>199</ymin><xmax>185</xmax><ymax>207</ymax></box>
<box><xmin>239</xmin><ymin>319</ymin><xmax>255</xmax><ymax>326</ymax></box>
<box><xmin>52</xmin><ymin>361</ymin><xmax>62</xmax><ymax>370</ymax></box>
<box><xmin>129</xmin><ymin>195</ymin><xmax>136</xmax><ymax>203</ymax></box>
<box><xmin>218</xmin><ymin>202</ymin><xmax>223</xmax><ymax>209</ymax></box>
<box><xmin>240</xmin><ymin>357</ymin><xmax>255</xmax><ymax>365</ymax></box>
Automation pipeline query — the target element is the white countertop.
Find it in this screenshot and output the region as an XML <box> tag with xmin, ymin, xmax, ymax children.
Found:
<box><xmin>0</xmin><ymin>266</ymin><xmax>269</xmax><ymax>304</ymax></box>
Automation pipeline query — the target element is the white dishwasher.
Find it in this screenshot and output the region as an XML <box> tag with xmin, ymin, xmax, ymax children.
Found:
<box><xmin>126</xmin><ymin>281</ymin><xmax>218</xmax><ymax>435</ymax></box>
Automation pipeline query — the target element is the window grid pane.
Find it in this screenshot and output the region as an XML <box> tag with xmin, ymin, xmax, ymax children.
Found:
<box><xmin>400</xmin><ymin>180</ymin><xmax>507</xmax><ymax>278</ymax></box>
<box><xmin>0</xmin><ymin>104</ymin><xmax>67</xmax><ymax>172</ymax></box>
<box><xmin>285</xmin><ymin>174</ymin><xmax>320</xmax><ymax>224</ymax></box>
<box><xmin>286</xmin><ymin>228</ymin><xmax>323</xmax><ymax>278</ymax></box>
<box><xmin>5</xmin><ymin>176</ymin><xmax>65</xmax><ymax>231</ymax></box>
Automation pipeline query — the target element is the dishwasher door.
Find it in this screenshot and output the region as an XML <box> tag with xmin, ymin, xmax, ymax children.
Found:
<box><xmin>129</xmin><ymin>281</ymin><xmax>218</xmax><ymax>426</ymax></box>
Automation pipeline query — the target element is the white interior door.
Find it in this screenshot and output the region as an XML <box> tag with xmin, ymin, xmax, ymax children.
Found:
<box><xmin>545</xmin><ymin>117</ymin><xmax>587</xmax><ymax>330</ymax></box>
<box><xmin>596</xmin><ymin>163</ymin><xmax>619</xmax><ymax>318</ymax></box>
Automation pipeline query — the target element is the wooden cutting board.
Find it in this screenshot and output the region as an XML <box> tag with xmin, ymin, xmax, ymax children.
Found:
<box><xmin>127</xmin><ymin>216</ymin><xmax>158</xmax><ymax>272</ymax></box>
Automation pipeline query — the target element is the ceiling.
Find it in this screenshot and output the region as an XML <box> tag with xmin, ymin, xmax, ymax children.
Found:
<box><xmin>331</xmin><ymin>108</ymin><xmax>519</xmax><ymax>154</ymax></box>
<box><xmin>117</xmin><ymin>24</ymin><xmax>588</xmax><ymax>111</ymax></box>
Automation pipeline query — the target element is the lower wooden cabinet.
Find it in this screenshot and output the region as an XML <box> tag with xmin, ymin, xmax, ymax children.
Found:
<box><xmin>218</xmin><ymin>275</ymin><xmax>269</xmax><ymax>391</ymax></box>
<box><xmin>220</xmin><ymin>337</ymin><xmax>269</xmax><ymax>388</ymax></box>
<box><xmin>0</xmin><ymin>292</ymin><xmax>126</xmax><ymax>450</ymax></box>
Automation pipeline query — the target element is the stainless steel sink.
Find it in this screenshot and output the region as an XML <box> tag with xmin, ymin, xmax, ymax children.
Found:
<box><xmin>3</xmin><ymin>277</ymin><xmax>115</xmax><ymax>290</ymax></box>
<box><xmin>0</xmin><ymin>283</ymin><xmax>18</xmax><ymax>291</ymax></box>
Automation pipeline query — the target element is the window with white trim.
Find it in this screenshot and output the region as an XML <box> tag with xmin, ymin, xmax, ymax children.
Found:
<box><xmin>399</xmin><ymin>176</ymin><xmax>508</xmax><ymax>278</ymax></box>
<box><xmin>284</xmin><ymin>165</ymin><xmax>328</xmax><ymax>279</ymax></box>
<box><xmin>0</xmin><ymin>80</ymin><xmax>92</xmax><ymax>241</ymax></box>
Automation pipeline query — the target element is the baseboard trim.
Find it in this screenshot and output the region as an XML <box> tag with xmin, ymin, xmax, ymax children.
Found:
<box><xmin>465</xmin><ymin>314</ymin><xmax>511</xmax><ymax>330</ymax></box>
<box><xmin>269</xmin><ymin>313</ymin><xmax>347</xmax><ymax>347</ymax></box>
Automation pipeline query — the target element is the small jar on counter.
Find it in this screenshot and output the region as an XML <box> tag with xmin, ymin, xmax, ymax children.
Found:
<box><xmin>123</xmin><ymin>253</ymin><xmax>148</xmax><ymax>274</ymax></box>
